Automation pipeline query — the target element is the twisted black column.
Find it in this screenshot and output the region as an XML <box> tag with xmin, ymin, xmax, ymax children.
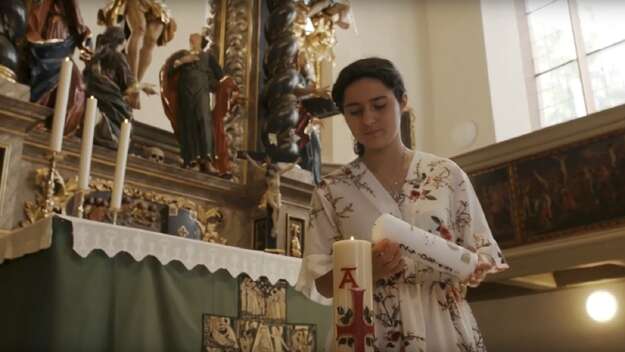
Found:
<box><xmin>0</xmin><ymin>0</ymin><xmax>26</xmax><ymax>83</ymax></box>
<box><xmin>262</xmin><ymin>0</ymin><xmax>300</xmax><ymax>162</ymax></box>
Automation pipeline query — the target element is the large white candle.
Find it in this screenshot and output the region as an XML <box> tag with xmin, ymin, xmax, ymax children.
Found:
<box><xmin>371</xmin><ymin>213</ymin><xmax>478</xmax><ymax>281</ymax></box>
<box><xmin>78</xmin><ymin>97</ymin><xmax>97</xmax><ymax>190</ymax></box>
<box><xmin>49</xmin><ymin>57</ymin><xmax>72</xmax><ymax>152</ymax></box>
<box><xmin>110</xmin><ymin>119</ymin><xmax>131</xmax><ymax>210</ymax></box>
<box><xmin>333</xmin><ymin>237</ymin><xmax>374</xmax><ymax>352</ymax></box>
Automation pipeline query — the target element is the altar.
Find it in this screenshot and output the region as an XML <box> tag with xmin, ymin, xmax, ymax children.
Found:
<box><xmin>0</xmin><ymin>215</ymin><xmax>330</xmax><ymax>351</ymax></box>
<box><xmin>0</xmin><ymin>0</ymin><xmax>336</xmax><ymax>344</ymax></box>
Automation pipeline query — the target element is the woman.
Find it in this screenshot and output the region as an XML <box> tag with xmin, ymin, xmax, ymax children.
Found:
<box><xmin>296</xmin><ymin>58</ymin><xmax>508</xmax><ymax>351</ymax></box>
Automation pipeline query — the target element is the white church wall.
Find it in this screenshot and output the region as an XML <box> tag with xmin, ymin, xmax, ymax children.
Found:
<box><xmin>481</xmin><ymin>0</ymin><xmax>534</xmax><ymax>142</ymax></box>
<box><xmin>423</xmin><ymin>0</ymin><xmax>496</xmax><ymax>158</ymax></box>
<box><xmin>75</xmin><ymin>0</ymin><xmax>209</xmax><ymax>133</ymax></box>
<box><xmin>329</xmin><ymin>0</ymin><xmax>498</xmax><ymax>162</ymax></box>
<box><xmin>472</xmin><ymin>280</ymin><xmax>625</xmax><ymax>351</ymax></box>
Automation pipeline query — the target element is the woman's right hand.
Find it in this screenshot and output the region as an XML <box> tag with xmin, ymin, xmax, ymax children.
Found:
<box><xmin>372</xmin><ymin>239</ymin><xmax>405</xmax><ymax>282</ymax></box>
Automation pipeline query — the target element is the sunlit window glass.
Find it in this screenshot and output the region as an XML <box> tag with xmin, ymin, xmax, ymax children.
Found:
<box><xmin>524</xmin><ymin>0</ymin><xmax>625</xmax><ymax>127</ymax></box>
<box><xmin>525</xmin><ymin>0</ymin><xmax>558</xmax><ymax>14</ymax></box>
<box><xmin>536</xmin><ymin>62</ymin><xmax>586</xmax><ymax>126</ymax></box>
<box><xmin>587</xmin><ymin>42</ymin><xmax>625</xmax><ymax>111</ymax></box>
<box><xmin>527</xmin><ymin>0</ymin><xmax>577</xmax><ymax>74</ymax></box>
<box><xmin>576</xmin><ymin>0</ymin><xmax>625</xmax><ymax>54</ymax></box>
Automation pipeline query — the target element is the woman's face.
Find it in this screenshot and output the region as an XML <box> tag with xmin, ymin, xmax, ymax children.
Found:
<box><xmin>342</xmin><ymin>78</ymin><xmax>406</xmax><ymax>153</ymax></box>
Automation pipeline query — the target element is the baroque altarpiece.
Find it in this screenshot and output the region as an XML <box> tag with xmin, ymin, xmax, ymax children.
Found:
<box><xmin>0</xmin><ymin>0</ymin><xmax>347</xmax><ymax>250</ymax></box>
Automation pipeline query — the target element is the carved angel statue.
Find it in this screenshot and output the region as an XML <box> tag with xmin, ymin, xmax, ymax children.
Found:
<box><xmin>98</xmin><ymin>0</ymin><xmax>177</xmax><ymax>84</ymax></box>
<box><xmin>289</xmin><ymin>222</ymin><xmax>303</xmax><ymax>258</ymax></box>
<box><xmin>307</xmin><ymin>0</ymin><xmax>353</xmax><ymax>30</ymax></box>
<box><xmin>294</xmin><ymin>0</ymin><xmax>354</xmax><ymax>83</ymax></box>
<box><xmin>160</xmin><ymin>33</ymin><xmax>239</xmax><ymax>176</ymax></box>
<box><xmin>197</xmin><ymin>208</ymin><xmax>227</xmax><ymax>244</ymax></box>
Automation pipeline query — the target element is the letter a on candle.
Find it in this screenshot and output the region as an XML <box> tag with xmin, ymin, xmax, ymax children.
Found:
<box><xmin>338</xmin><ymin>267</ymin><xmax>359</xmax><ymax>289</ymax></box>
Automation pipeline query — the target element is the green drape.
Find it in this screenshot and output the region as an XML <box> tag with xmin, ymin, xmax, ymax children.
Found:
<box><xmin>0</xmin><ymin>218</ymin><xmax>330</xmax><ymax>351</ymax></box>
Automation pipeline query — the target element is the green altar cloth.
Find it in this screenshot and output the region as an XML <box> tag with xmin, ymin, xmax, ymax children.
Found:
<box><xmin>0</xmin><ymin>218</ymin><xmax>330</xmax><ymax>351</ymax></box>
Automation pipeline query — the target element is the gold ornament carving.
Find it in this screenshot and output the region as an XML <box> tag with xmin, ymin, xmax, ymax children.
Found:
<box><xmin>22</xmin><ymin>171</ymin><xmax>227</xmax><ymax>244</ymax></box>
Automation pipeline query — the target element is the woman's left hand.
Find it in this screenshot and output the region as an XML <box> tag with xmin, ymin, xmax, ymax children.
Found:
<box><xmin>464</xmin><ymin>254</ymin><xmax>494</xmax><ymax>286</ymax></box>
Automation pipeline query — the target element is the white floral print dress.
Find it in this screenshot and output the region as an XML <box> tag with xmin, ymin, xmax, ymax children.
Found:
<box><xmin>296</xmin><ymin>151</ymin><xmax>509</xmax><ymax>352</ymax></box>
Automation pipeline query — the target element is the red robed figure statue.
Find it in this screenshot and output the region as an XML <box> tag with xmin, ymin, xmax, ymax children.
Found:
<box><xmin>160</xmin><ymin>39</ymin><xmax>239</xmax><ymax>176</ymax></box>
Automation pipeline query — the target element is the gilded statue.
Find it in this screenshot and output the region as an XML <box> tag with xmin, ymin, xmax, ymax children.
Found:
<box><xmin>197</xmin><ymin>208</ymin><xmax>227</xmax><ymax>244</ymax></box>
<box><xmin>26</xmin><ymin>0</ymin><xmax>92</xmax><ymax>135</ymax></box>
<box><xmin>98</xmin><ymin>0</ymin><xmax>177</xmax><ymax>85</ymax></box>
<box><xmin>246</xmin><ymin>153</ymin><xmax>299</xmax><ymax>239</ymax></box>
<box><xmin>289</xmin><ymin>221</ymin><xmax>303</xmax><ymax>258</ymax></box>
<box><xmin>160</xmin><ymin>33</ymin><xmax>239</xmax><ymax>176</ymax></box>
<box><xmin>83</xmin><ymin>26</ymin><xmax>157</xmax><ymax>149</ymax></box>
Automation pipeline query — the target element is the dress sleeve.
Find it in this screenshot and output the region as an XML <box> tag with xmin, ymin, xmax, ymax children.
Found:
<box><xmin>295</xmin><ymin>185</ymin><xmax>339</xmax><ymax>305</ymax></box>
<box><xmin>452</xmin><ymin>165</ymin><xmax>509</xmax><ymax>286</ymax></box>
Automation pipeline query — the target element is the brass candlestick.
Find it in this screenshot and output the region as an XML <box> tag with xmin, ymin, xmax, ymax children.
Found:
<box><xmin>75</xmin><ymin>188</ymin><xmax>87</xmax><ymax>218</ymax></box>
<box><xmin>43</xmin><ymin>151</ymin><xmax>62</xmax><ymax>217</ymax></box>
<box><xmin>111</xmin><ymin>207</ymin><xmax>120</xmax><ymax>225</ymax></box>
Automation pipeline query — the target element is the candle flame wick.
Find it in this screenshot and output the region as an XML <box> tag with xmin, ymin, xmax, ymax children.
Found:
<box><xmin>350</xmin><ymin>236</ymin><xmax>354</xmax><ymax>240</ymax></box>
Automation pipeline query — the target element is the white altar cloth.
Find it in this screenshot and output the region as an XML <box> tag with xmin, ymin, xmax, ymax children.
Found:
<box><xmin>0</xmin><ymin>215</ymin><xmax>302</xmax><ymax>285</ymax></box>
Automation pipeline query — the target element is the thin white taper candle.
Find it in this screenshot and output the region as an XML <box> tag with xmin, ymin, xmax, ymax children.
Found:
<box><xmin>49</xmin><ymin>57</ymin><xmax>72</xmax><ymax>152</ymax></box>
<box><xmin>78</xmin><ymin>97</ymin><xmax>97</xmax><ymax>190</ymax></box>
<box><xmin>110</xmin><ymin>119</ymin><xmax>131</xmax><ymax>210</ymax></box>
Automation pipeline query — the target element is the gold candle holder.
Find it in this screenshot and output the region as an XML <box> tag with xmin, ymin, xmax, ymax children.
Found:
<box><xmin>75</xmin><ymin>188</ymin><xmax>87</xmax><ymax>219</ymax></box>
<box><xmin>43</xmin><ymin>151</ymin><xmax>62</xmax><ymax>217</ymax></box>
<box><xmin>111</xmin><ymin>207</ymin><xmax>120</xmax><ymax>225</ymax></box>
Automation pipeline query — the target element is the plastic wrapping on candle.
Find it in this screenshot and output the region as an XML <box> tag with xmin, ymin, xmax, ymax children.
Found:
<box><xmin>371</xmin><ymin>213</ymin><xmax>478</xmax><ymax>280</ymax></box>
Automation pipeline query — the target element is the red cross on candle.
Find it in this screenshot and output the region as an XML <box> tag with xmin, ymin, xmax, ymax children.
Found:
<box><xmin>336</xmin><ymin>287</ymin><xmax>374</xmax><ymax>352</ymax></box>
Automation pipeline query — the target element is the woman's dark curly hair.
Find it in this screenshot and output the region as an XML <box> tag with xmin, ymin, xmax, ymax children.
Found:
<box><xmin>331</xmin><ymin>57</ymin><xmax>407</xmax><ymax>155</ymax></box>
